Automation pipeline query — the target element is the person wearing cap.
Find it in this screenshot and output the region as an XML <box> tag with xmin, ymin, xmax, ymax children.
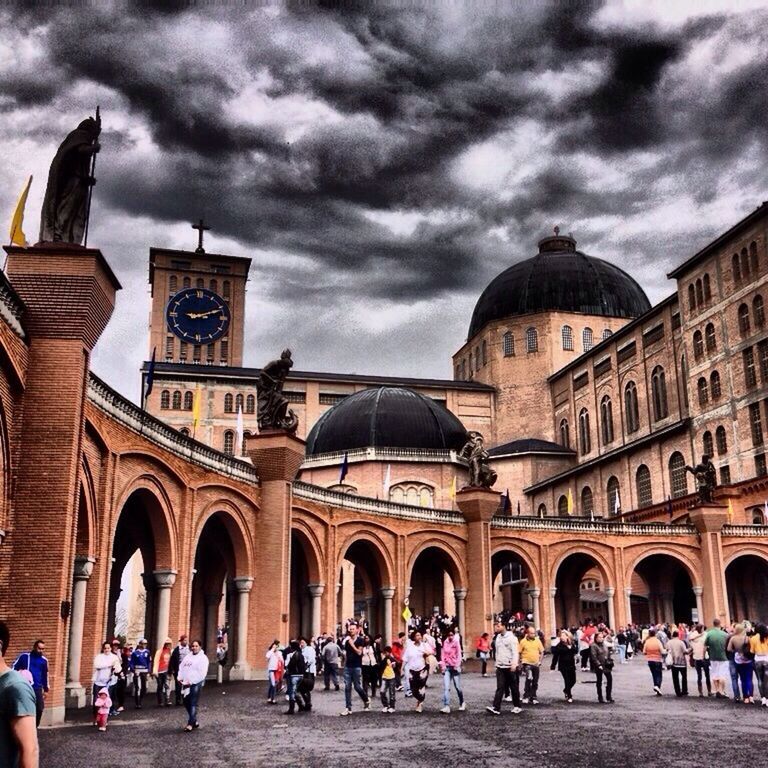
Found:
<box><xmin>129</xmin><ymin>639</ymin><xmax>152</xmax><ymax>709</ymax></box>
<box><xmin>153</xmin><ymin>638</ymin><xmax>173</xmax><ymax>706</ymax></box>
<box><xmin>107</xmin><ymin>639</ymin><xmax>126</xmax><ymax>715</ymax></box>
<box><xmin>169</xmin><ymin>635</ymin><xmax>191</xmax><ymax>706</ymax></box>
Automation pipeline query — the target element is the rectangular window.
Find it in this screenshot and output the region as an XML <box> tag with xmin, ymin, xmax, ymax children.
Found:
<box><xmin>720</xmin><ymin>465</ymin><xmax>731</xmax><ymax>485</ymax></box>
<box><xmin>220</xmin><ymin>339</ymin><xmax>228</xmax><ymax>361</ymax></box>
<box><xmin>193</xmin><ymin>344</ymin><xmax>201</xmax><ymax>363</ymax></box>
<box><xmin>750</xmin><ymin>402</ymin><xmax>763</xmax><ymax>446</ymax></box>
<box><xmin>593</xmin><ymin>357</ymin><xmax>612</xmax><ymax>378</ymax></box>
<box><xmin>671</xmin><ymin>313</ymin><xmax>681</xmax><ymax>330</ymax></box>
<box><xmin>165</xmin><ymin>335</ymin><xmax>174</xmax><ymax>359</ymax></box>
<box><xmin>179</xmin><ymin>341</ymin><xmax>187</xmax><ymax>360</ymax></box>
<box><xmin>210</xmin><ymin>264</ymin><xmax>231</xmax><ymax>274</ymax></box>
<box><xmin>756</xmin><ymin>453</ymin><xmax>767</xmax><ymax>477</ymax></box>
<box><xmin>319</xmin><ymin>393</ymin><xmax>348</xmax><ymax>405</ymax></box>
<box><xmin>642</xmin><ymin>324</ymin><xmax>665</xmax><ymax>347</ymax></box>
<box><xmin>573</xmin><ymin>372</ymin><xmax>589</xmax><ymax>391</ymax></box>
<box><xmin>617</xmin><ymin>341</ymin><xmax>637</xmax><ymax>363</ymax></box>
<box><xmin>758</xmin><ymin>340</ymin><xmax>768</xmax><ymax>383</ymax></box>
<box><xmin>744</xmin><ymin>346</ymin><xmax>757</xmax><ymax>388</ymax></box>
<box><xmin>284</xmin><ymin>391</ymin><xmax>307</xmax><ymax>404</ymax></box>
<box><xmin>170</xmin><ymin>260</ymin><xmax>192</xmax><ymax>270</ymax></box>
<box><xmin>206</xmin><ymin>344</ymin><xmax>214</xmax><ymax>363</ymax></box>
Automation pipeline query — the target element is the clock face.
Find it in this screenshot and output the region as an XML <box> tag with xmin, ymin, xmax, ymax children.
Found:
<box><xmin>166</xmin><ymin>288</ymin><xmax>231</xmax><ymax>344</ymax></box>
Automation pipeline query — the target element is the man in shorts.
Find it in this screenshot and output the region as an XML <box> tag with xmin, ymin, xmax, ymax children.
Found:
<box><xmin>705</xmin><ymin>618</ymin><xmax>730</xmax><ymax>698</ymax></box>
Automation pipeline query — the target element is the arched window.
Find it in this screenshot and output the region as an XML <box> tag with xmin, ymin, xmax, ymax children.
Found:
<box><xmin>526</xmin><ymin>327</ymin><xmax>538</xmax><ymax>353</ymax></box>
<box><xmin>223</xmin><ymin>430</ymin><xmax>234</xmax><ymax>455</ymax></box>
<box><xmin>741</xmin><ymin>248</ymin><xmax>750</xmax><ymax>279</ymax></box>
<box><xmin>624</xmin><ymin>381</ymin><xmax>640</xmax><ymax>433</ymax></box>
<box><xmin>169</xmin><ymin>275</ymin><xmax>178</xmax><ymax>293</ymax></box>
<box><xmin>703</xmin><ymin>273</ymin><xmax>711</xmax><ymax>301</ymax></box>
<box><xmin>246</xmin><ymin>394</ymin><xmax>255</xmax><ymax>414</ymax></box>
<box><xmin>210</xmin><ymin>279</ymin><xmax>218</xmax><ymax>293</ymax></box>
<box><xmin>172</xmin><ymin>390</ymin><xmax>182</xmax><ymax>410</ymax></box>
<box><xmin>578</xmin><ymin>408</ymin><xmax>591</xmax><ymax>454</ymax></box>
<box><xmin>600</xmin><ymin>395</ymin><xmax>614</xmax><ymax>444</ymax></box>
<box><xmin>669</xmin><ymin>452</ymin><xmax>688</xmax><ymax>498</ymax></box>
<box><xmin>537</xmin><ymin>503</ymin><xmax>547</xmax><ymax>518</ymax></box>
<box><xmin>224</xmin><ymin>393</ymin><xmax>234</xmax><ymax>413</ymax></box>
<box><xmin>651</xmin><ymin>365</ymin><xmax>668</xmax><ymax>421</ymax></box>
<box><xmin>636</xmin><ymin>465</ymin><xmax>652</xmax><ymax>508</ymax></box>
<box><xmin>697</xmin><ymin>377</ymin><xmax>708</xmax><ymax>407</ymax></box>
<box><xmin>503</xmin><ymin>331</ymin><xmax>514</xmax><ymax>357</ymax></box>
<box><xmin>235</xmin><ymin>393</ymin><xmax>244</xmax><ymax>412</ymax></box>
<box><xmin>581</xmin><ymin>486</ymin><xmax>593</xmax><ymax>518</ymax></box>
<box><xmin>602</xmin><ymin>329</ymin><xmax>613</xmax><ymax>341</ymax></box>
<box><xmin>750</xmin><ymin>241</ymin><xmax>759</xmax><ymax>274</ymax></box>
<box><xmin>695</xmin><ymin>278</ymin><xmax>704</xmax><ymax>306</ymax></box>
<box><xmin>688</xmin><ymin>284</ymin><xmax>696</xmax><ymax>310</ymax></box>
<box><xmin>738</xmin><ymin>303</ymin><xmax>750</xmax><ymax>336</ymax></box>
<box><xmin>160</xmin><ymin>390</ymin><xmax>170</xmax><ymax>409</ymax></box>
<box><xmin>716</xmin><ymin>425</ymin><xmax>728</xmax><ymax>455</ymax></box>
<box><xmin>560</xmin><ymin>418</ymin><xmax>570</xmax><ymax>448</ymax></box>
<box><xmin>732</xmin><ymin>253</ymin><xmax>741</xmax><ymax>284</ymax></box>
<box><xmin>562</xmin><ymin>325</ymin><xmax>574</xmax><ymax>351</ymax></box>
<box><xmin>607</xmin><ymin>476</ymin><xmax>620</xmax><ymax>516</ymax></box>
<box><xmin>389</xmin><ymin>482</ymin><xmax>434</xmax><ymax>508</ymax></box>
<box><xmin>693</xmin><ymin>330</ymin><xmax>704</xmax><ymax>361</ymax></box>
<box><xmin>557</xmin><ymin>494</ymin><xmax>569</xmax><ymax>516</ymax></box>
<box><xmin>183</xmin><ymin>276</ymin><xmax>191</xmax><ymax>289</ymax></box>
<box><xmin>752</xmin><ymin>508</ymin><xmax>765</xmax><ymax>526</ymax></box>
<box><xmin>222</xmin><ymin>280</ymin><xmax>231</xmax><ymax>299</ymax></box>
<box><xmin>705</xmin><ymin>323</ymin><xmax>716</xmax><ymax>353</ymax></box>
<box><xmin>242</xmin><ymin>430</ymin><xmax>252</xmax><ymax>454</ymax></box>
<box><xmin>179</xmin><ymin>427</ymin><xmax>190</xmax><ymax>437</ymax></box>
<box><xmin>196</xmin><ymin>277</ymin><xmax>205</xmax><ymax>289</ymax></box>
<box><xmin>583</xmin><ymin>327</ymin><xmax>593</xmax><ymax>352</ymax></box>
<box><xmin>710</xmin><ymin>370</ymin><xmax>721</xmax><ymax>399</ymax></box>
<box><xmin>753</xmin><ymin>295</ymin><xmax>765</xmax><ymax>328</ymax></box>
<box><xmin>702</xmin><ymin>430</ymin><xmax>714</xmax><ymax>457</ymax></box>
<box><xmin>184</xmin><ymin>391</ymin><xmax>193</xmax><ymax>411</ymax></box>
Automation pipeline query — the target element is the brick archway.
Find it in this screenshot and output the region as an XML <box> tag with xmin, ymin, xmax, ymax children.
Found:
<box><xmin>290</xmin><ymin>524</ymin><xmax>325</xmax><ymax>638</ymax></box>
<box><xmin>491</xmin><ymin>543</ymin><xmax>540</xmax><ymax>618</ymax></box>
<box><xmin>552</xmin><ymin>547</ymin><xmax>615</xmax><ymax>630</ymax></box>
<box><xmin>406</xmin><ymin>540</ymin><xmax>467</xmax><ymax>621</ymax></box>
<box><xmin>724</xmin><ymin>550</ymin><xmax>768</xmax><ymax>623</ymax></box>
<box><xmin>627</xmin><ymin>550</ymin><xmax>699</xmax><ymax>625</ymax></box>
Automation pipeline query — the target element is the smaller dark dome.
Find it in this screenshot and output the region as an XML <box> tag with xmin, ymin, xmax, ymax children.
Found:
<box><xmin>305</xmin><ymin>387</ymin><xmax>468</xmax><ymax>456</ymax></box>
<box><xmin>488</xmin><ymin>438</ymin><xmax>574</xmax><ymax>457</ymax></box>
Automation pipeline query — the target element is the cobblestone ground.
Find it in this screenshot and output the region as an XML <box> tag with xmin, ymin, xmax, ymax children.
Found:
<box><xmin>41</xmin><ymin>659</ymin><xmax>766</xmax><ymax>768</ymax></box>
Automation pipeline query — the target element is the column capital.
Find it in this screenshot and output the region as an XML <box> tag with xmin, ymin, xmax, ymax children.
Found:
<box><xmin>307</xmin><ymin>582</ymin><xmax>325</xmax><ymax>597</ymax></box>
<box><xmin>692</xmin><ymin>585</ymin><xmax>704</xmax><ymax>596</ymax></box>
<box><xmin>549</xmin><ymin>587</ymin><xmax>557</xmax><ymax>597</ymax></box>
<box><xmin>605</xmin><ymin>586</ymin><xmax>615</xmax><ymax>597</ymax></box>
<box><xmin>234</xmin><ymin>576</ymin><xmax>254</xmax><ymax>593</ymax></box>
<box><xmin>153</xmin><ymin>569</ymin><xmax>177</xmax><ymax>589</ymax></box>
<box><xmin>73</xmin><ymin>555</ymin><xmax>95</xmax><ymax>581</ymax></box>
<box><xmin>453</xmin><ymin>588</ymin><xmax>468</xmax><ymax>600</ymax></box>
<box><xmin>624</xmin><ymin>586</ymin><xmax>633</xmax><ymax>596</ymax></box>
<box><xmin>379</xmin><ymin>587</ymin><xmax>396</xmax><ymax>599</ymax></box>
<box><xmin>526</xmin><ymin>588</ymin><xmax>541</xmax><ymax>599</ymax></box>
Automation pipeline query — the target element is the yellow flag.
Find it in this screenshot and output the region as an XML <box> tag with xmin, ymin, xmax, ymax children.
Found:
<box><xmin>449</xmin><ymin>475</ymin><xmax>457</xmax><ymax>500</ymax></box>
<box><xmin>191</xmin><ymin>386</ymin><xmax>202</xmax><ymax>431</ymax></box>
<box><xmin>567</xmin><ymin>488</ymin><xmax>574</xmax><ymax>515</ymax></box>
<box><xmin>402</xmin><ymin>605</ymin><xmax>412</xmax><ymax>622</ymax></box>
<box><xmin>727</xmin><ymin>498</ymin><xmax>733</xmax><ymax>523</ymax></box>
<box><xmin>9</xmin><ymin>175</ymin><xmax>32</xmax><ymax>247</ymax></box>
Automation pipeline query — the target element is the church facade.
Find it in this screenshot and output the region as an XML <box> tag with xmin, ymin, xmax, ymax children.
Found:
<box><xmin>0</xmin><ymin>202</ymin><xmax>766</xmax><ymax>725</ymax></box>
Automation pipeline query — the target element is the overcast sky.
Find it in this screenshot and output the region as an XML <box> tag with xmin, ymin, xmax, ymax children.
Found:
<box><xmin>2</xmin><ymin>1</ymin><xmax>767</xmax><ymax>402</ymax></box>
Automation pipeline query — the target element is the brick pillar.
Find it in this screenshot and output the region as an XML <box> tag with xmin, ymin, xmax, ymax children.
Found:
<box><xmin>455</xmin><ymin>487</ymin><xmax>499</xmax><ymax>642</ymax></box>
<box><xmin>689</xmin><ymin>503</ymin><xmax>730</xmax><ymax>625</ymax></box>
<box><xmin>230</xmin><ymin>577</ymin><xmax>253</xmax><ymax>680</ymax></box>
<box><xmin>245</xmin><ymin>430</ymin><xmax>304</xmax><ymax>678</ymax></box>
<box><xmin>1</xmin><ymin>245</ymin><xmax>119</xmax><ymax>724</ymax></box>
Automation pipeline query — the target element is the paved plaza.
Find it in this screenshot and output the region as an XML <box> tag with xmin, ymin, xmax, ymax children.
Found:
<box><xmin>40</xmin><ymin>659</ymin><xmax>766</xmax><ymax>768</ymax></box>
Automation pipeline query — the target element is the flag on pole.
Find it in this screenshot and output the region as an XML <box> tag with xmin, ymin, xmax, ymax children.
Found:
<box><xmin>727</xmin><ymin>498</ymin><xmax>733</xmax><ymax>523</ymax></box>
<box><xmin>9</xmin><ymin>175</ymin><xmax>32</xmax><ymax>247</ymax></box>
<box><xmin>614</xmin><ymin>488</ymin><xmax>621</xmax><ymax>516</ymax></box>
<box><xmin>144</xmin><ymin>347</ymin><xmax>156</xmax><ymax>404</ymax></box>
<box><xmin>502</xmin><ymin>489</ymin><xmax>512</xmax><ymax>515</ymax></box>
<box><xmin>236</xmin><ymin>402</ymin><xmax>244</xmax><ymax>456</ymax></box>
<box><xmin>567</xmin><ymin>488</ymin><xmax>574</xmax><ymax>515</ymax></box>
<box><xmin>191</xmin><ymin>385</ymin><xmax>202</xmax><ymax>437</ymax></box>
<box><xmin>383</xmin><ymin>464</ymin><xmax>391</xmax><ymax>497</ymax></box>
<box><xmin>449</xmin><ymin>475</ymin><xmax>457</xmax><ymax>501</ymax></box>
<box><xmin>667</xmin><ymin>495</ymin><xmax>673</xmax><ymax>519</ymax></box>
<box><xmin>402</xmin><ymin>604</ymin><xmax>412</xmax><ymax>622</ymax></box>
<box><xmin>339</xmin><ymin>452</ymin><xmax>349</xmax><ymax>484</ymax></box>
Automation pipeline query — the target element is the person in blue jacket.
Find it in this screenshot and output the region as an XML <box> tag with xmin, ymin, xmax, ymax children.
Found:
<box><xmin>13</xmin><ymin>639</ymin><xmax>49</xmax><ymax>727</ymax></box>
<box><xmin>129</xmin><ymin>639</ymin><xmax>152</xmax><ymax>709</ymax></box>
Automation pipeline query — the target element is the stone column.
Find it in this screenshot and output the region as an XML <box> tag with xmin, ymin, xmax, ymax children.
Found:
<box><xmin>380</xmin><ymin>587</ymin><xmax>395</xmax><ymax>645</ymax></box>
<box><xmin>205</xmin><ymin>593</ymin><xmax>222</xmax><ymax>669</ymax></box>
<box><xmin>692</xmin><ymin>586</ymin><xmax>704</xmax><ymax>624</ymax></box>
<box><xmin>65</xmin><ymin>556</ymin><xmax>95</xmax><ymax>708</ymax></box>
<box><xmin>624</xmin><ymin>587</ymin><xmax>633</xmax><ymax>625</ymax></box>
<box><xmin>153</xmin><ymin>570</ymin><xmax>177</xmax><ymax>656</ymax></box>
<box><xmin>605</xmin><ymin>587</ymin><xmax>616</xmax><ymax>629</ymax></box>
<box><xmin>230</xmin><ymin>577</ymin><xmax>253</xmax><ymax>680</ymax></box>
<box><xmin>307</xmin><ymin>583</ymin><xmax>325</xmax><ymax>639</ymax></box>
<box><xmin>527</xmin><ymin>588</ymin><xmax>541</xmax><ymax>629</ymax></box>
<box><xmin>549</xmin><ymin>587</ymin><xmax>558</xmax><ymax>636</ymax></box>
<box><xmin>453</xmin><ymin>588</ymin><xmax>467</xmax><ymax>643</ymax></box>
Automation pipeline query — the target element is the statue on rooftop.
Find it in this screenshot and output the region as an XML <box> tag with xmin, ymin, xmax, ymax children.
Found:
<box><xmin>257</xmin><ymin>349</ymin><xmax>299</xmax><ymax>433</ymax></box>
<box><xmin>685</xmin><ymin>454</ymin><xmax>717</xmax><ymax>505</ymax></box>
<box><xmin>39</xmin><ymin>112</ymin><xmax>101</xmax><ymax>245</ymax></box>
<box><xmin>459</xmin><ymin>431</ymin><xmax>497</xmax><ymax>489</ymax></box>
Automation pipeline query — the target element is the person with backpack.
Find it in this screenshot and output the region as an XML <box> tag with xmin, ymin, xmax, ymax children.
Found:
<box><xmin>283</xmin><ymin>641</ymin><xmax>306</xmax><ymax>715</ymax></box>
<box><xmin>11</xmin><ymin>640</ymin><xmax>48</xmax><ymax>728</ymax></box>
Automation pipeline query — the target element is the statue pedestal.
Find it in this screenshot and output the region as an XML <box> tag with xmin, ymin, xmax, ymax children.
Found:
<box><xmin>689</xmin><ymin>503</ymin><xmax>730</xmax><ymax>625</ymax></box>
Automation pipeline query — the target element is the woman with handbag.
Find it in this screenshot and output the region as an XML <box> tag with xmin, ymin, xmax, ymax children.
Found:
<box><xmin>727</xmin><ymin>624</ymin><xmax>755</xmax><ymax>704</ymax></box>
<box><xmin>590</xmin><ymin>631</ymin><xmax>614</xmax><ymax>703</ymax></box>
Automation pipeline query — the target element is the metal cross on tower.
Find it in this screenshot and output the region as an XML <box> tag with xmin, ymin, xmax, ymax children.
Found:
<box><xmin>192</xmin><ymin>218</ymin><xmax>210</xmax><ymax>254</ymax></box>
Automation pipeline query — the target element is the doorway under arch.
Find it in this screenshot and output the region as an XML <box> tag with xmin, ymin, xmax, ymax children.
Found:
<box><xmin>629</xmin><ymin>554</ymin><xmax>695</xmax><ymax>625</ymax></box>
<box><xmin>726</xmin><ymin>554</ymin><xmax>768</xmax><ymax>622</ymax></box>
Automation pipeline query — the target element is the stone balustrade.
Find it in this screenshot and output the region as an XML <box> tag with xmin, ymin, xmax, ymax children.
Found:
<box><xmin>721</xmin><ymin>524</ymin><xmax>768</xmax><ymax>536</ymax></box>
<box><xmin>300</xmin><ymin>446</ymin><xmax>466</xmax><ymax>468</ymax></box>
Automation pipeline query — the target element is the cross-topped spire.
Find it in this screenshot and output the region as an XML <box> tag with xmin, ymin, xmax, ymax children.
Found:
<box><xmin>192</xmin><ymin>218</ymin><xmax>210</xmax><ymax>254</ymax></box>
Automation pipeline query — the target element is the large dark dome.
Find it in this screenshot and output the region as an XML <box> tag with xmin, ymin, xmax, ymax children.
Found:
<box><xmin>305</xmin><ymin>387</ymin><xmax>469</xmax><ymax>456</ymax></box>
<box><xmin>468</xmin><ymin>233</ymin><xmax>651</xmax><ymax>338</ymax></box>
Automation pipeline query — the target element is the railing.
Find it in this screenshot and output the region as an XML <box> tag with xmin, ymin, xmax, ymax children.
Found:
<box><xmin>0</xmin><ymin>270</ymin><xmax>25</xmax><ymax>337</ymax></box>
<box><xmin>292</xmin><ymin>482</ymin><xmax>465</xmax><ymax>525</ymax></box>
<box><xmin>722</xmin><ymin>524</ymin><xmax>768</xmax><ymax>537</ymax></box>
<box><xmin>301</xmin><ymin>446</ymin><xmax>465</xmax><ymax>467</ymax></box>
<box><xmin>491</xmin><ymin>515</ymin><xmax>697</xmax><ymax>536</ymax></box>
<box><xmin>87</xmin><ymin>374</ymin><xmax>259</xmax><ymax>484</ymax></box>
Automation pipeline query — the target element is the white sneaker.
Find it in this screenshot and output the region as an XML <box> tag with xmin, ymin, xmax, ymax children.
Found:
<box><xmin>415</xmin><ymin>702</ymin><xmax>423</xmax><ymax>713</ymax></box>
<box><xmin>387</xmin><ymin>707</ymin><xmax>394</xmax><ymax>713</ymax></box>
<box><xmin>512</xmin><ymin>706</ymin><xmax>522</xmax><ymax>714</ymax></box>
<box><xmin>381</xmin><ymin>707</ymin><xmax>389</xmax><ymax>713</ymax></box>
<box><xmin>363</xmin><ymin>702</ymin><xmax>371</xmax><ymax>712</ymax></box>
<box><xmin>440</xmin><ymin>706</ymin><xmax>450</xmax><ymax>714</ymax></box>
<box><xmin>503</xmin><ymin>695</ymin><xmax>512</xmax><ymax>702</ymax></box>
<box><xmin>339</xmin><ymin>708</ymin><xmax>351</xmax><ymax>716</ymax></box>
<box><xmin>521</xmin><ymin>697</ymin><xmax>529</xmax><ymax>704</ymax></box>
<box><xmin>458</xmin><ymin>702</ymin><xmax>467</xmax><ymax>711</ymax></box>
<box><xmin>532</xmin><ymin>699</ymin><xmax>539</xmax><ymax>705</ymax></box>
<box><xmin>485</xmin><ymin>706</ymin><xmax>500</xmax><ymax>715</ymax></box>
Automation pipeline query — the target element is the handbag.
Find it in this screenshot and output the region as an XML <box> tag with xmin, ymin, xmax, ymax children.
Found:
<box><xmin>604</xmin><ymin>658</ymin><xmax>614</xmax><ymax>670</ymax></box>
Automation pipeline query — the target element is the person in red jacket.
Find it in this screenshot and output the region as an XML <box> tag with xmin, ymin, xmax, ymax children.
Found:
<box><xmin>391</xmin><ymin>633</ymin><xmax>405</xmax><ymax>691</ymax></box>
<box><xmin>476</xmin><ymin>633</ymin><xmax>491</xmax><ymax>677</ymax></box>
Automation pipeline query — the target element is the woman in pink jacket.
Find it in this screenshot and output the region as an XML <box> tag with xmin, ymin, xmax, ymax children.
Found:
<box><xmin>440</xmin><ymin>627</ymin><xmax>467</xmax><ymax>713</ymax></box>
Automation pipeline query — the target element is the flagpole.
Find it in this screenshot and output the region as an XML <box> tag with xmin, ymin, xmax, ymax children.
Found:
<box><xmin>83</xmin><ymin>106</ymin><xmax>100</xmax><ymax>248</ymax></box>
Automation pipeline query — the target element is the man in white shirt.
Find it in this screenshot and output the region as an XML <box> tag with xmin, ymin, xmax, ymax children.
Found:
<box><xmin>486</xmin><ymin>621</ymin><xmax>522</xmax><ymax>715</ymax></box>
<box><xmin>297</xmin><ymin>637</ymin><xmax>316</xmax><ymax>712</ymax></box>
<box><xmin>402</xmin><ymin>631</ymin><xmax>430</xmax><ymax>713</ymax></box>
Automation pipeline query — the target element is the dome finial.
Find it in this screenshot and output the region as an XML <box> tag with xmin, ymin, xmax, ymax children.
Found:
<box><xmin>554</xmin><ymin>225</ymin><xmax>560</xmax><ymax>236</ymax></box>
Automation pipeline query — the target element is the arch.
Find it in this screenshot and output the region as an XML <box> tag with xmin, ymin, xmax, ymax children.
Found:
<box><xmin>559</xmin><ymin>418</ymin><xmax>570</xmax><ymax>449</ymax></box>
<box><xmin>169</xmin><ymin>274</ymin><xmax>178</xmax><ymax>293</ymax></box>
<box><xmin>160</xmin><ymin>390</ymin><xmax>170</xmax><ymax>409</ymax></box>
<box><xmin>668</xmin><ymin>452</ymin><xmax>688</xmax><ymax>498</ymax></box>
<box><xmin>183</xmin><ymin>391</ymin><xmax>193</xmax><ymax>411</ymax></box>
<box><xmin>223</xmin><ymin>430</ymin><xmax>234</xmax><ymax>455</ymax></box>
<box><xmin>703</xmin><ymin>273</ymin><xmax>711</xmax><ymax>301</ymax></box>
<box><xmin>235</xmin><ymin>393</ymin><xmax>244</xmax><ymax>412</ymax></box>
<box><xmin>491</xmin><ymin>542</ymin><xmax>541</xmax><ymax>587</ymax></box>
<box><xmin>562</xmin><ymin>325</ymin><xmax>574</xmax><ymax>351</ymax></box>
<box><xmin>697</xmin><ymin>377</ymin><xmax>708</xmax><ymax>407</ymax></box>
<box><xmin>710</xmin><ymin>370</ymin><xmax>721</xmax><ymax>400</ymax></box>
<box><xmin>725</xmin><ymin>553</ymin><xmax>768</xmax><ymax>623</ymax></box>
<box><xmin>695</xmin><ymin>278</ymin><xmax>703</xmax><ymax>306</ymax></box>
<box><xmin>741</xmin><ymin>247</ymin><xmax>749</xmax><ymax>279</ymax></box>
<box><xmin>738</xmin><ymin>303</ymin><xmax>750</xmax><ymax>336</ymax></box>
<box><xmin>526</xmin><ymin>327</ymin><xmax>538</xmax><ymax>353</ymax></box>
<box><xmin>754</xmin><ymin>294</ymin><xmax>765</xmax><ymax>328</ymax></box>
<box><xmin>580</xmin><ymin>486</ymin><xmax>594</xmax><ymax>518</ymax></box>
<box><xmin>582</xmin><ymin>327</ymin><xmax>593</xmax><ymax>352</ymax></box>
<box><xmin>626</xmin><ymin>548</ymin><xmax>701</xmax><ymax>590</ymax></box>
<box><xmin>692</xmin><ymin>330</ymin><xmax>704</xmax><ymax>360</ymax></box>
<box><xmin>557</xmin><ymin>494</ymin><xmax>569</xmax><ymax>516</ymax></box>
<box><xmin>578</xmin><ymin>408</ymin><xmax>591</xmax><ymax>454</ymax></box>
<box><xmin>635</xmin><ymin>465</ymin><xmax>652</xmax><ymax>508</ymax></box>
<box><xmin>192</xmin><ymin>498</ymin><xmax>254</xmax><ymax>580</ymax></box>
<box><xmin>289</xmin><ymin>523</ymin><xmax>325</xmax><ymax>638</ymax></box>
<box><xmin>503</xmin><ymin>330</ymin><xmax>514</xmax><ymax>357</ymax></box>
<box><xmin>715</xmin><ymin>425</ymin><xmax>728</xmax><ymax>455</ymax></box>
<box><xmin>224</xmin><ymin>393</ymin><xmax>234</xmax><ymax>413</ymax></box>
<box><xmin>702</xmin><ymin>430</ymin><xmax>713</xmax><ymax>458</ymax></box>
<box><xmin>606</xmin><ymin>475</ymin><xmax>620</xmax><ymax>516</ymax></box>
<box><xmin>491</xmin><ymin>544</ymin><xmax>539</xmax><ymax>618</ymax></box>
<box><xmin>705</xmin><ymin>322</ymin><xmax>716</xmax><ymax>352</ymax></box>
<box><xmin>750</xmin><ymin>241</ymin><xmax>759</xmax><ymax>274</ymax></box>
<box><xmin>624</xmin><ymin>381</ymin><xmax>640</xmax><ymax>433</ymax></box>
<box><xmin>553</xmin><ymin>548</ymin><xmax>615</xmax><ymax>629</ymax></box>
<box><xmin>76</xmin><ymin>455</ymin><xmax>98</xmax><ymax>556</ymax></box>
<box><xmin>651</xmin><ymin>365</ymin><xmax>668</xmax><ymax>421</ymax></box>
<box><xmin>602</xmin><ymin>329</ymin><xmax>613</xmax><ymax>341</ymax></box>
<box><xmin>406</xmin><ymin>539</ymin><xmax>466</xmax><ymax>591</ymax></box>
<box><xmin>245</xmin><ymin>394</ymin><xmax>255</xmax><ymax>414</ymax></box>
<box><xmin>627</xmin><ymin>550</ymin><xmax>699</xmax><ymax>624</ymax></box>
<box><xmin>537</xmin><ymin>503</ymin><xmax>547</xmax><ymax>517</ymax></box>
<box><xmin>732</xmin><ymin>253</ymin><xmax>741</xmax><ymax>283</ymax></box>
<box><xmin>408</xmin><ymin>541</ymin><xmax>467</xmax><ymax>619</ymax></box>
<box><xmin>751</xmin><ymin>507</ymin><xmax>765</xmax><ymax>526</ymax></box>
<box><xmin>209</xmin><ymin>278</ymin><xmax>218</xmax><ymax>293</ymax></box>
<box><xmin>337</xmin><ymin>531</ymin><xmax>395</xmax><ymax>590</ymax></box>
<box><xmin>600</xmin><ymin>395</ymin><xmax>613</xmax><ymax>445</ymax></box>
<box><xmin>688</xmin><ymin>283</ymin><xmax>696</xmax><ymax>310</ymax></box>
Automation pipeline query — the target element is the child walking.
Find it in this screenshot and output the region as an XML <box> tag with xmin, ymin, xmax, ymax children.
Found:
<box><xmin>94</xmin><ymin>687</ymin><xmax>112</xmax><ymax>732</ymax></box>
<box><xmin>379</xmin><ymin>646</ymin><xmax>397</xmax><ymax>712</ymax></box>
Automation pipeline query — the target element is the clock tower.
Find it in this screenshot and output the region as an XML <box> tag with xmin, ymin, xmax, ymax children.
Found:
<box><xmin>148</xmin><ymin>234</ymin><xmax>251</xmax><ymax>367</ymax></box>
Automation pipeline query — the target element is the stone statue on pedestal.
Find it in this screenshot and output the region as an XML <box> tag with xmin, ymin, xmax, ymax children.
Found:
<box><xmin>685</xmin><ymin>454</ymin><xmax>717</xmax><ymax>505</ymax></box>
<box><xmin>459</xmin><ymin>431</ymin><xmax>497</xmax><ymax>489</ymax></box>
<box><xmin>39</xmin><ymin>115</ymin><xmax>101</xmax><ymax>245</ymax></box>
<box><xmin>257</xmin><ymin>349</ymin><xmax>299</xmax><ymax>433</ymax></box>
